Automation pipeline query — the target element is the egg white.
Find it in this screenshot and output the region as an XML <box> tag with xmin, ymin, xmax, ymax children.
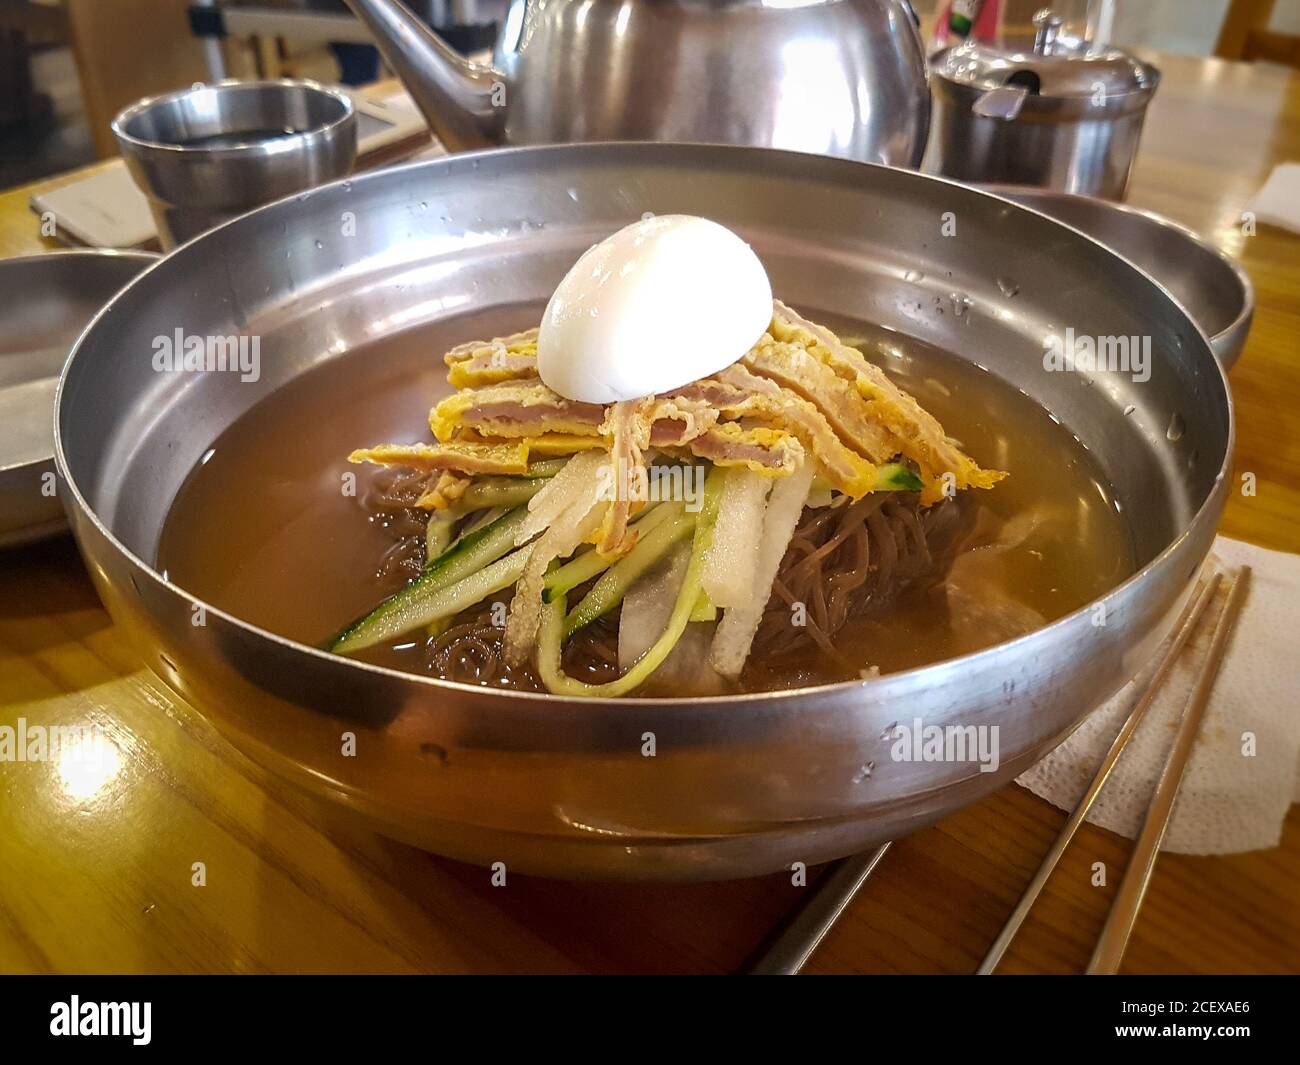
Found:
<box><xmin>536</xmin><ymin>215</ymin><xmax>773</xmax><ymax>404</ymax></box>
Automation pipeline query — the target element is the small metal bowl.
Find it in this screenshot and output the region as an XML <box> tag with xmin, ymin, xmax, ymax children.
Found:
<box><xmin>112</xmin><ymin>79</ymin><xmax>357</xmax><ymax>249</ymax></box>
<box><xmin>0</xmin><ymin>250</ymin><xmax>156</xmax><ymax>548</ymax></box>
<box><xmin>985</xmin><ymin>186</ymin><xmax>1253</xmax><ymax>369</ymax></box>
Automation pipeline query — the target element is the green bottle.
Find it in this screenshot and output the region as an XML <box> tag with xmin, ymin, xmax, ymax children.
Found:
<box><xmin>949</xmin><ymin>0</ymin><xmax>985</xmax><ymax>38</ymax></box>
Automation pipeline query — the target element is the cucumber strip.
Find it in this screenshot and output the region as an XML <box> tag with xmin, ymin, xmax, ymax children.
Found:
<box><xmin>455</xmin><ymin>505</ymin><xmax>506</xmax><ymax>541</ymax></box>
<box><xmin>563</xmin><ymin>504</ymin><xmax>694</xmax><ymax>638</ymax></box>
<box><xmin>875</xmin><ymin>462</ymin><xmax>924</xmax><ymax>492</ymax></box>
<box><xmin>810</xmin><ymin>464</ymin><xmax>920</xmax><ymax>497</ymax></box>
<box><xmin>542</xmin><ymin>502</ymin><xmax>671</xmax><ymax>602</ymax></box>
<box><xmin>331</xmin><ymin>506</ymin><xmax>530</xmax><ymax>653</ymax></box>
<box><xmin>425</xmin><ymin>509</ymin><xmax>458</xmax><ymax>561</ymax></box>
<box><xmin>332</xmin><ymin>544</ymin><xmax>531</xmax><ymax>654</ymax></box>
<box><xmin>536</xmin><ymin>471</ymin><xmax>723</xmax><ymax>698</ymax></box>
<box><xmin>524</xmin><ymin>457</ymin><xmax>568</xmax><ymax>477</ymax></box>
<box><xmin>423</xmin><ymin>505</ymin><xmax>529</xmax><ymax>588</ymax></box>
<box><xmin>456</xmin><ymin>475</ymin><xmax>550</xmax><ymax>513</ymax></box>
<box><xmin>689</xmin><ymin>589</ymin><xmax>716</xmax><ymax>623</ymax></box>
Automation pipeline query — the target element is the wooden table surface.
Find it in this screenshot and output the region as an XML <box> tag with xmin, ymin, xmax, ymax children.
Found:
<box><xmin>2</xmin><ymin>52</ymin><xmax>1299</xmax><ymax>975</ymax></box>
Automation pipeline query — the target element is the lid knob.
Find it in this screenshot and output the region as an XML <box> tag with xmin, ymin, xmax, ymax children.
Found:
<box><xmin>1033</xmin><ymin>8</ymin><xmax>1065</xmax><ymax>55</ymax></box>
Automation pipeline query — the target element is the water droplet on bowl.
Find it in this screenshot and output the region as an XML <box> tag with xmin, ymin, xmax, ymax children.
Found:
<box><xmin>1167</xmin><ymin>412</ymin><xmax>1185</xmax><ymax>441</ymax></box>
<box><xmin>997</xmin><ymin>277</ymin><xmax>1019</xmax><ymax>298</ymax></box>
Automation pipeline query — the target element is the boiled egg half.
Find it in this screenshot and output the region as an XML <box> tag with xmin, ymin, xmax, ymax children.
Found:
<box><xmin>536</xmin><ymin>215</ymin><xmax>773</xmax><ymax>404</ymax></box>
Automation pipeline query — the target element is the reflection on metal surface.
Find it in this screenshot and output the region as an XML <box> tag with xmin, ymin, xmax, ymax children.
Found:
<box><xmin>342</xmin><ymin>0</ymin><xmax>930</xmax><ymax>165</ymax></box>
<box><xmin>772</xmin><ymin>36</ymin><xmax>858</xmax><ymax>155</ymax></box>
<box><xmin>984</xmin><ymin>186</ymin><xmax>1253</xmax><ymax>369</ymax></box>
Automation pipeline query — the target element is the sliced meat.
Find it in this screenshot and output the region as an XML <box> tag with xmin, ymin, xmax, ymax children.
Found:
<box><xmin>770</xmin><ymin>301</ymin><xmax>1006</xmax><ymax>500</ymax></box>
<box><xmin>349</xmin><ymin>440</ymin><xmax>530</xmax><ymax>476</ymax></box>
<box><xmin>444</xmin><ymin>329</ymin><xmax>539</xmax><ymax>389</ymax></box>
<box><xmin>454</xmin><ymin>428</ymin><xmax>606</xmax><ymax>457</ymax></box>
<box><xmin>431</xmin><ymin>380</ymin><xmax>605</xmax><ymax>442</ymax></box>
<box><xmin>685</xmin><ymin>423</ymin><xmax>806</xmax><ymax>476</ymax></box>
<box><xmin>741</xmin><ymin>335</ymin><xmax>898</xmax><ymax>465</ymax></box>
<box><xmin>645</xmin><ymin>396</ymin><xmax>720</xmax><ymax>447</ymax></box>
<box><xmin>673</xmin><ymin>365</ymin><xmax>880</xmax><ymax>498</ymax></box>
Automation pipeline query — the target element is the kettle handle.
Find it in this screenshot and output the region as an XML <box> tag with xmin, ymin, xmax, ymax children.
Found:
<box><xmin>341</xmin><ymin>0</ymin><xmax>505</xmax><ymax>151</ymax></box>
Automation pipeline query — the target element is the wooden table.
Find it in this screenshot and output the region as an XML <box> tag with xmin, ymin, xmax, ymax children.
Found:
<box><xmin>2</xmin><ymin>51</ymin><xmax>1299</xmax><ymax>974</ymax></box>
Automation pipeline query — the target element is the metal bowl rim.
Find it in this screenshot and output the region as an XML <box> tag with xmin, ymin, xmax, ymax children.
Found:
<box><xmin>110</xmin><ymin>77</ymin><xmax>356</xmax><ymax>157</ymax></box>
<box><xmin>0</xmin><ymin>248</ymin><xmax>159</xmax><ymax>480</ymax></box>
<box><xmin>978</xmin><ymin>183</ymin><xmax>1255</xmax><ymax>348</ymax></box>
<box><xmin>53</xmin><ymin>142</ymin><xmax>1235</xmax><ymax>707</ymax></box>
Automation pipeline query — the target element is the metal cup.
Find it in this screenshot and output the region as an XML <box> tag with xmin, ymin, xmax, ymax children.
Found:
<box><xmin>112</xmin><ymin>79</ymin><xmax>357</xmax><ymax>249</ymax></box>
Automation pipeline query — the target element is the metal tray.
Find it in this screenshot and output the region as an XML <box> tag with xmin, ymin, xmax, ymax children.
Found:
<box><xmin>986</xmin><ymin>186</ymin><xmax>1253</xmax><ymax>369</ymax></box>
<box><xmin>0</xmin><ymin>250</ymin><xmax>156</xmax><ymax>547</ymax></box>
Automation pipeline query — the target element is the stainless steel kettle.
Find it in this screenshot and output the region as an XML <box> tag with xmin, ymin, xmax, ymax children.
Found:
<box><xmin>342</xmin><ymin>0</ymin><xmax>930</xmax><ymax>166</ymax></box>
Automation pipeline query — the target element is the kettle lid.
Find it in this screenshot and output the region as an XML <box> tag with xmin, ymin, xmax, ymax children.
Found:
<box><xmin>931</xmin><ymin>9</ymin><xmax>1158</xmax><ymax>100</ymax></box>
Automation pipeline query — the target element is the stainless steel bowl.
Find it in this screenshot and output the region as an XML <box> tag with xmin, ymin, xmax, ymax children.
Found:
<box><xmin>0</xmin><ymin>250</ymin><xmax>156</xmax><ymax>548</ymax></box>
<box><xmin>55</xmin><ymin>144</ymin><xmax>1230</xmax><ymax>880</ymax></box>
<box><xmin>986</xmin><ymin>186</ymin><xmax>1253</xmax><ymax>369</ymax></box>
<box><xmin>112</xmin><ymin>79</ymin><xmax>357</xmax><ymax>249</ymax></box>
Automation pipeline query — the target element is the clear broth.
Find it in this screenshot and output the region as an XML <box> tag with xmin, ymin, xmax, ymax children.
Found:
<box><xmin>157</xmin><ymin>304</ymin><xmax>1135</xmax><ymax>692</ymax></box>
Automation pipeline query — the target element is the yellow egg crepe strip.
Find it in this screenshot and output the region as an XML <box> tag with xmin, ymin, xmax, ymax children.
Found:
<box><xmin>348</xmin><ymin>440</ymin><xmax>531</xmax><ymax>475</ymax></box>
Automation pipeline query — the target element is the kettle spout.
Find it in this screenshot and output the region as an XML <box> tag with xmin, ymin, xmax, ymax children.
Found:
<box><xmin>342</xmin><ymin>0</ymin><xmax>504</xmax><ymax>151</ymax></box>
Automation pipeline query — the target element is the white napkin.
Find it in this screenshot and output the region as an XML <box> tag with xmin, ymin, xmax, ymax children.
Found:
<box><xmin>1017</xmin><ymin>537</ymin><xmax>1300</xmax><ymax>855</ymax></box>
<box><xmin>1247</xmin><ymin>162</ymin><xmax>1300</xmax><ymax>235</ymax></box>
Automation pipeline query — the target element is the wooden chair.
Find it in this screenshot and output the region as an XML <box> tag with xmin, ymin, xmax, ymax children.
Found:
<box><xmin>0</xmin><ymin>1</ymin><xmax>69</xmax><ymax>125</ymax></box>
<box><xmin>1216</xmin><ymin>0</ymin><xmax>1300</xmax><ymax>69</ymax></box>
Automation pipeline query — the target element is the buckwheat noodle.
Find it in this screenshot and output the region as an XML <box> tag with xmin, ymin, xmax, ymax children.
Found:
<box><xmin>358</xmin><ymin>468</ymin><xmax>970</xmax><ymax>689</ymax></box>
<box><xmin>754</xmin><ymin>494</ymin><xmax>969</xmax><ymax>667</ymax></box>
<box><xmin>362</xmin><ymin>467</ymin><xmax>430</xmax><ymax>581</ymax></box>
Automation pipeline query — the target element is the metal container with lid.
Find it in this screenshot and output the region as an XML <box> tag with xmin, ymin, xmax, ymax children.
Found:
<box><xmin>926</xmin><ymin>9</ymin><xmax>1160</xmax><ymax>198</ymax></box>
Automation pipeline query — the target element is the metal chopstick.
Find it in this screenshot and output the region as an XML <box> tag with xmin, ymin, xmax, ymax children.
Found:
<box><xmin>743</xmin><ymin>842</ymin><xmax>892</xmax><ymax>974</ymax></box>
<box><xmin>978</xmin><ymin>572</ymin><xmax>1223</xmax><ymax>974</ymax></box>
<box><xmin>1087</xmin><ymin>566</ymin><xmax>1252</xmax><ymax>974</ymax></box>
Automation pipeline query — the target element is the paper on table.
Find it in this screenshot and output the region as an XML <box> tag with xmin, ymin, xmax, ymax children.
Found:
<box><xmin>1247</xmin><ymin>162</ymin><xmax>1300</xmax><ymax>236</ymax></box>
<box><xmin>378</xmin><ymin>89</ymin><xmax>447</xmax><ymax>160</ymax></box>
<box><xmin>1017</xmin><ymin>537</ymin><xmax>1300</xmax><ymax>855</ymax></box>
<box><xmin>30</xmin><ymin>160</ymin><xmax>155</xmax><ymax>249</ymax></box>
